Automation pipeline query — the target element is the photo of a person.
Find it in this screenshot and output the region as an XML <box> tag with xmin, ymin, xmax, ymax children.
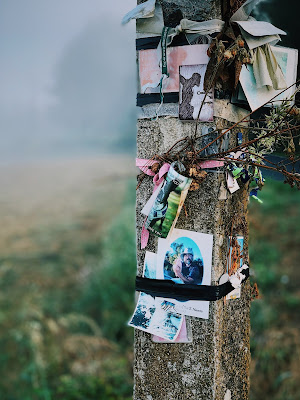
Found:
<box><xmin>157</xmin><ymin>229</ymin><xmax>213</xmax><ymax>319</ymax></box>
<box><xmin>173</xmin><ymin>247</ymin><xmax>203</xmax><ymax>284</ymax></box>
<box><xmin>145</xmin><ymin>163</ymin><xmax>192</xmax><ymax>238</ymax></box>
<box><xmin>163</xmin><ymin>237</ymin><xmax>204</xmax><ymax>285</ymax></box>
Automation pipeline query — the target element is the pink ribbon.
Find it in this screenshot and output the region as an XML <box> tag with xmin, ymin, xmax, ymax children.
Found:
<box><xmin>198</xmin><ymin>160</ymin><xmax>224</xmax><ymax>168</ymax></box>
<box><xmin>137</xmin><ymin>158</ymin><xmax>224</xmax><ymax>249</ymax></box>
<box><xmin>153</xmin><ymin>162</ymin><xmax>170</xmax><ymax>189</ymax></box>
<box><xmin>136</xmin><ymin>158</ymin><xmax>159</xmax><ymax>176</ymax></box>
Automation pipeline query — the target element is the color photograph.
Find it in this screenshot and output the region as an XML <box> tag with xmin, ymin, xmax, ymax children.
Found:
<box><xmin>145</xmin><ymin>163</ymin><xmax>192</xmax><ymax>238</ymax></box>
<box><xmin>156</xmin><ymin>229</ymin><xmax>213</xmax><ymax>319</ymax></box>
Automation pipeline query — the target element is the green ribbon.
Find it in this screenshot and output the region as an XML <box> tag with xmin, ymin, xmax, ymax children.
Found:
<box><xmin>161</xmin><ymin>26</ymin><xmax>170</xmax><ymax>77</ymax></box>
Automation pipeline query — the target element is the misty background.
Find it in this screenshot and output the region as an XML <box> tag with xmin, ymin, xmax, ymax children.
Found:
<box><xmin>0</xmin><ymin>0</ymin><xmax>299</xmax><ymax>164</ymax></box>
<box><xmin>0</xmin><ymin>0</ymin><xmax>136</xmax><ymax>163</ymax></box>
<box><xmin>0</xmin><ymin>1</ymin><xmax>299</xmax><ymax>399</ymax></box>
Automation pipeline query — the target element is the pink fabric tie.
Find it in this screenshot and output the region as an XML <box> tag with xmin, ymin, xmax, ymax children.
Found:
<box><xmin>136</xmin><ymin>159</ymin><xmax>170</xmax><ymax>249</ymax></box>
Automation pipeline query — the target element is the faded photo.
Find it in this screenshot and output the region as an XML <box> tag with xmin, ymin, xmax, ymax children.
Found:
<box><xmin>179</xmin><ymin>64</ymin><xmax>214</xmax><ymax>121</ymax></box>
<box><xmin>226</xmin><ymin>236</ymin><xmax>244</xmax><ymax>300</ymax></box>
<box><xmin>145</xmin><ymin>163</ymin><xmax>192</xmax><ymax>238</ymax></box>
<box><xmin>128</xmin><ymin>251</ymin><xmax>184</xmax><ymax>341</ymax></box>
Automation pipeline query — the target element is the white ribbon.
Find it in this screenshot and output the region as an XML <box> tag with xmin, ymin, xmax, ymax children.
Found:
<box><xmin>122</xmin><ymin>0</ymin><xmax>156</xmax><ymax>25</ymax></box>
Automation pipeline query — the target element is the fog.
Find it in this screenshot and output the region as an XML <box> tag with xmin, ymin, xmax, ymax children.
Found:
<box><xmin>0</xmin><ymin>0</ymin><xmax>298</xmax><ymax>164</ymax></box>
<box><xmin>0</xmin><ymin>0</ymin><xmax>136</xmax><ymax>163</ymax></box>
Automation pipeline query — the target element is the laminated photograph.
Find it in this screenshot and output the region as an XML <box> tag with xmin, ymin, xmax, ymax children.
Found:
<box><xmin>128</xmin><ymin>251</ymin><xmax>184</xmax><ymax>342</ymax></box>
<box><xmin>139</xmin><ymin>44</ymin><xmax>209</xmax><ymax>93</ymax></box>
<box><xmin>198</xmin><ymin>126</ymin><xmax>229</xmax><ymax>158</ymax></box>
<box><xmin>239</xmin><ymin>45</ymin><xmax>298</xmax><ymax>111</ymax></box>
<box><xmin>144</xmin><ymin>163</ymin><xmax>192</xmax><ymax>239</ymax></box>
<box><xmin>226</xmin><ymin>236</ymin><xmax>244</xmax><ymax>300</ymax></box>
<box><xmin>156</xmin><ymin>229</ymin><xmax>213</xmax><ymax>319</ymax></box>
<box><xmin>152</xmin><ymin>315</ymin><xmax>192</xmax><ymax>343</ymax></box>
<box><xmin>179</xmin><ymin>64</ymin><xmax>214</xmax><ymax>121</ymax></box>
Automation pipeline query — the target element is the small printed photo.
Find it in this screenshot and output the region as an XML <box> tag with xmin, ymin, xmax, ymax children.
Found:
<box><xmin>179</xmin><ymin>64</ymin><xmax>214</xmax><ymax>122</ymax></box>
<box><xmin>128</xmin><ymin>292</ymin><xmax>156</xmax><ymax>331</ymax></box>
<box><xmin>147</xmin><ymin>301</ymin><xmax>183</xmax><ymax>341</ymax></box>
<box><xmin>226</xmin><ymin>236</ymin><xmax>244</xmax><ymax>300</ymax></box>
<box><xmin>145</xmin><ymin>163</ymin><xmax>191</xmax><ymax>239</ymax></box>
<box><xmin>144</xmin><ymin>251</ymin><xmax>157</xmax><ymax>279</ymax></box>
<box><xmin>128</xmin><ymin>251</ymin><xmax>184</xmax><ymax>341</ymax></box>
<box><xmin>163</xmin><ymin>236</ymin><xmax>204</xmax><ymax>285</ymax></box>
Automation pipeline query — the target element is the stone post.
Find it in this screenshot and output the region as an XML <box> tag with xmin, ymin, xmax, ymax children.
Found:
<box><xmin>135</xmin><ymin>1</ymin><xmax>251</xmax><ymax>399</ymax></box>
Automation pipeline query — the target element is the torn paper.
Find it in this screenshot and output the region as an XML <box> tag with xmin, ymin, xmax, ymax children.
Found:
<box><xmin>226</xmin><ymin>236</ymin><xmax>244</xmax><ymax>300</ymax></box>
<box><xmin>236</xmin><ymin>20</ymin><xmax>286</xmax><ymax>50</ymax></box>
<box><xmin>136</xmin><ymin>3</ymin><xmax>164</xmax><ymax>38</ymax></box>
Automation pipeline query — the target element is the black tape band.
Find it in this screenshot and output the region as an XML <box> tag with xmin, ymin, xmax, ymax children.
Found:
<box><xmin>136</xmin><ymin>33</ymin><xmax>189</xmax><ymax>51</ymax></box>
<box><xmin>137</xmin><ymin>92</ymin><xmax>179</xmax><ymax>106</ymax></box>
<box><xmin>135</xmin><ymin>269</ymin><xmax>249</xmax><ymax>301</ymax></box>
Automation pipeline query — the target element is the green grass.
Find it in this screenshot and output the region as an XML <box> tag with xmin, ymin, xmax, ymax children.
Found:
<box><xmin>249</xmin><ymin>179</ymin><xmax>300</xmax><ymax>400</ymax></box>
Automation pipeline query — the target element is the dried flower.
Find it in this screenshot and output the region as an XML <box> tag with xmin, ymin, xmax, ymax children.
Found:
<box><xmin>151</xmin><ymin>163</ymin><xmax>160</xmax><ymax>173</ymax></box>
<box><xmin>189</xmin><ymin>181</ymin><xmax>200</xmax><ymax>191</ymax></box>
<box><xmin>224</xmin><ymin>50</ymin><xmax>233</xmax><ymax>60</ymax></box>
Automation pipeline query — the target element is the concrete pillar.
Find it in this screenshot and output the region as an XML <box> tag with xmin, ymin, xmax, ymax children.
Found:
<box><xmin>135</xmin><ymin>1</ymin><xmax>251</xmax><ymax>399</ymax></box>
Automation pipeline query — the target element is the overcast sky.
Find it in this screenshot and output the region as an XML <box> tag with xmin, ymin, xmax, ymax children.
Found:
<box><xmin>0</xmin><ymin>0</ymin><xmax>298</xmax><ymax>163</ymax></box>
<box><xmin>0</xmin><ymin>0</ymin><xmax>136</xmax><ymax>163</ymax></box>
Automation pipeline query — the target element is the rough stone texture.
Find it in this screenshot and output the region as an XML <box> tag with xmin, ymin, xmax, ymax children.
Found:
<box><xmin>135</xmin><ymin>117</ymin><xmax>251</xmax><ymax>400</ymax></box>
<box><xmin>158</xmin><ymin>0</ymin><xmax>223</xmax><ymax>24</ymax></box>
<box><xmin>134</xmin><ymin>2</ymin><xmax>250</xmax><ymax>399</ymax></box>
<box><xmin>137</xmin><ymin>0</ymin><xmax>223</xmax><ymax>24</ymax></box>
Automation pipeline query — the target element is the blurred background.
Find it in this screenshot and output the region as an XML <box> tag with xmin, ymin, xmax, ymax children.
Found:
<box><xmin>0</xmin><ymin>0</ymin><xmax>299</xmax><ymax>399</ymax></box>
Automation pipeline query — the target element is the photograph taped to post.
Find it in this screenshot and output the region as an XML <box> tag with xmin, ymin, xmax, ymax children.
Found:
<box><xmin>128</xmin><ymin>251</ymin><xmax>184</xmax><ymax>341</ymax></box>
<box><xmin>152</xmin><ymin>315</ymin><xmax>192</xmax><ymax>343</ymax></box>
<box><xmin>139</xmin><ymin>44</ymin><xmax>209</xmax><ymax>93</ymax></box>
<box><xmin>226</xmin><ymin>236</ymin><xmax>244</xmax><ymax>300</ymax></box>
<box><xmin>238</xmin><ymin>45</ymin><xmax>298</xmax><ymax>110</ymax></box>
<box><xmin>179</xmin><ymin>64</ymin><xmax>214</xmax><ymax>121</ymax></box>
<box><xmin>145</xmin><ymin>163</ymin><xmax>192</xmax><ymax>239</ymax></box>
<box><xmin>156</xmin><ymin>229</ymin><xmax>213</xmax><ymax>319</ymax></box>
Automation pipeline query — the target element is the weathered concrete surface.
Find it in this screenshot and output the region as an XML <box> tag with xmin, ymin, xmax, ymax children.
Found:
<box><xmin>160</xmin><ymin>0</ymin><xmax>222</xmax><ymax>24</ymax></box>
<box><xmin>134</xmin><ymin>2</ymin><xmax>250</xmax><ymax>399</ymax></box>
<box><xmin>137</xmin><ymin>0</ymin><xmax>223</xmax><ymax>25</ymax></box>
<box><xmin>135</xmin><ymin>117</ymin><xmax>251</xmax><ymax>400</ymax></box>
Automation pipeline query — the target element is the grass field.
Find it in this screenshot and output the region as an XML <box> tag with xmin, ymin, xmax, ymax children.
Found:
<box><xmin>0</xmin><ymin>158</ymin><xmax>299</xmax><ymax>399</ymax></box>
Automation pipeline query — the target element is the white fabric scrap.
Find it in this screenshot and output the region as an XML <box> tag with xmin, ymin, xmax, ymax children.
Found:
<box><xmin>122</xmin><ymin>0</ymin><xmax>156</xmax><ymax>25</ymax></box>
<box><xmin>166</xmin><ymin>19</ymin><xmax>225</xmax><ymax>46</ymax></box>
<box><xmin>253</xmin><ymin>44</ymin><xmax>287</xmax><ymax>90</ymax></box>
<box><xmin>229</xmin><ymin>264</ymin><xmax>249</xmax><ymax>289</ymax></box>
<box><xmin>136</xmin><ymin>3</ymin><xmax>164</xmax><ymax>37</ymax></box>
